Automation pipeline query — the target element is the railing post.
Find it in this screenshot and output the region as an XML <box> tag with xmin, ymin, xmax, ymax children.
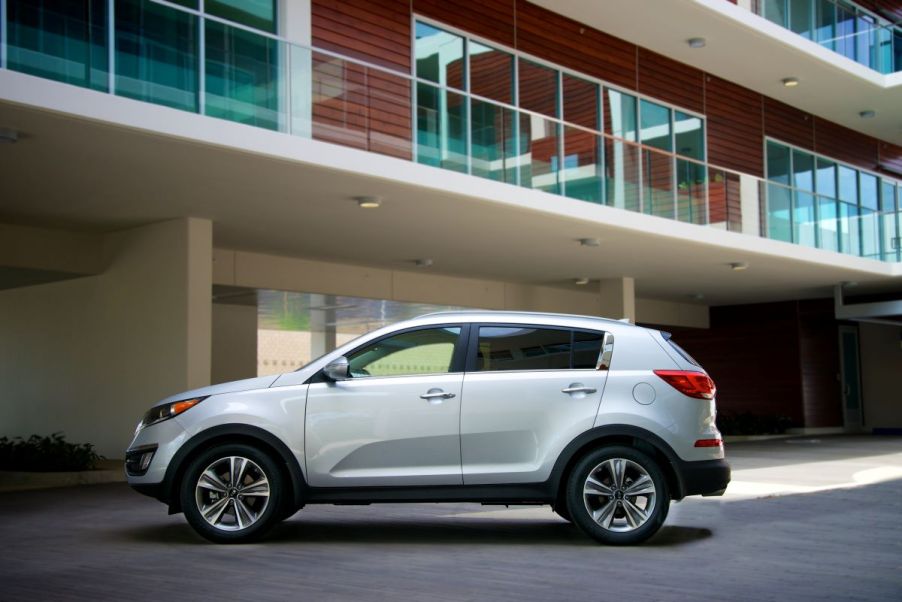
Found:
<box><xmin>107</xmin><ymin>0</ymin><xmax>115</xmax><ymax>94</ymax></box>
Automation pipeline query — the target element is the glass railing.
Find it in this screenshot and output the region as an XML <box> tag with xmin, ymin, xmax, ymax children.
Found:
<box><xmin>1</xmin><ymin>0</ymin><xmax>899</xmax><ymax>262</ymax></box>
<box><xmin>746</xmin><ymin>0</ymin><xmax>901</xmax><ymax>74</ymax></box>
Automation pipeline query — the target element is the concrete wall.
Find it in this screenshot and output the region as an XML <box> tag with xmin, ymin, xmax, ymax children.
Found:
<box><xmin>211</xmin><ymin>303</ymin><xmax>258</xmax><ymax>385</ymax></box>
<box><xmin>0</xmin><ymin>219</ymin><xmax>212</xmax><ymax>458</ymax></box>
<box><xmin>860</xmin><ymin>322</ymin><xmax>902</xmax><ymax>429</ymax></box>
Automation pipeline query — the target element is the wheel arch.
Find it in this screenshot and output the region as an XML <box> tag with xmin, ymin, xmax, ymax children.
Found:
<box><xmin>161</xmin><ymin>424</ymin><xmax>306</xmax><ymax>514</ymax></box>
<box><xmin>550</xmin><ymin>425</ymin><xmax>686</xmax><ymax>504</ymax></box>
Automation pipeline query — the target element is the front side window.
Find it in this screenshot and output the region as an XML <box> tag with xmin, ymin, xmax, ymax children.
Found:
<box><xmin>476</xmin><ymin>326</ymin><xmax>604</xmax><ymax>372</ymax></box>
<box><xmin>346</xmin><ymin>327</ymin><xmax>461</xmax><ymax>378</ymax></box>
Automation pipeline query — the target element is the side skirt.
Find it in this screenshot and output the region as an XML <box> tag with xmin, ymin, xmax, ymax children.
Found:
<box><xmin>301</xmin><ymin>482</ymin><xmax>555</xmax><ymax>505</ymax></box>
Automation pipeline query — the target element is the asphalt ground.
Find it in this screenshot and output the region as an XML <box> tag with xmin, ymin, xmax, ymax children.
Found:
<box><xmin>1</xmin><ymin>435</ymin><xmax>900</xmax><ymax>601</ymax></box>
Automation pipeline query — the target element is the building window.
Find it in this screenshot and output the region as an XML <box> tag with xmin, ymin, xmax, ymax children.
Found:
<box><xmin>765</xmin><ymin>139</ymin><xmax>901</xmax><ymax>260</ymax></box>
<box><xmin>412</xmin><ymin>17</ymin><xmax>707</xmax><ymax>217</ymax></box>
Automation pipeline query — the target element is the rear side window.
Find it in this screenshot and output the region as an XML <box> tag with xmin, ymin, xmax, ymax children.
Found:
<box><xmin>666</xmin><ymin>338</ymin><xmax>700</xmax><ymax>367</ymax></box>
<box><xmin>475</xmin><ymin>326</ymin><xmax>604</xmax><ymax>372</ymax></box>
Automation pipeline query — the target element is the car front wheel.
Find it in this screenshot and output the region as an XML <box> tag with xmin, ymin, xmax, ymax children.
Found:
<box><xmin>565</xmin><ymin>445</ymin><xmax>669</xmax><ymax>545</ymax></box>
<box><xmin>180</xmin><ymin>443</ymin><xmax>284</xmax><ymax>543</ymax></box>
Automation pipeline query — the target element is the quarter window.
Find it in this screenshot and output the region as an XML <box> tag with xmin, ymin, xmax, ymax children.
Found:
<box><xmin>476</xmin><ymin>326</ymin><xmax>604</xmax><ymax>372</ymax></box>
<box><xmin>346</xmin><ymin>327</ymin><xmax>461</xmax><ymax>378</ymax></box>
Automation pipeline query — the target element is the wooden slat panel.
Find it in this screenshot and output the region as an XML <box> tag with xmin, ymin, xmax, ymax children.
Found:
<box><xmin>637</xmin><ymin>48</ymin><xmax>704</xmax><ymax>114</ymax></box>
<box><xmin>515</xmin><ymin>0</ymin><xmax>637</xmax><ymax>90</ymax></box>
<box><xmin>413</xmin><ymin>0</ymin><xmax>516</xmax><ymax>47</ymax></box>
<box><xmin>798</xmin><ymin>300</ymin><xmax>843</xmax><ymax>428</ymax></box>
<box><xmin>764</xmin><ymin>96</ymin><xmax>814</xmax><ymax>150</ymax></box>
<box><xmin>856</xmin><ymin>0</ymin><xmax>902</xmax><ymax>22</ymax></box>
<box><xmin>312</xmin><ymin>0</ymin><xmax>410</xmax><ymax>72</ymax></box>
<box><xmin>878</xmin><ymin>141</ymin><xmax>902</xmax><ymax>178</ymax></box>
<box><xmin>706</xmin><ymin>76</ymin><xmax>763</xmax><ymax>176</ymax></box>
<box><xmin>814</xmin><ymin>117</ymin><xmax>879</xmax><ymax>171</ymax></box>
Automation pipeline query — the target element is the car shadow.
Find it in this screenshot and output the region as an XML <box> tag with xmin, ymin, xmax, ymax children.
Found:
<box><xmin>113</xmin><ymin>518</ymin><xmax>711</xmax><ymax>548</ymax></box>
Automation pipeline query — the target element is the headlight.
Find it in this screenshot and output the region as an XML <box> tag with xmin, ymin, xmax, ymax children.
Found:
<box><xmin>136</xmin><ymin>397</ymin><xmax>206</xmax><ymax>433</ymax></box>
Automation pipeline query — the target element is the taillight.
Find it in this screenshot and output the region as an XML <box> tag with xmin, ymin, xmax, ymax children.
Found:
<box><xmin>653</xmin><ymin>370</ymin><xmax>716</xmax><ymax>400</ymax></box>
<box><xmin>694</xmin><ymin>438</ymin><xmax>723</xmax><ymax>447</ymax></box>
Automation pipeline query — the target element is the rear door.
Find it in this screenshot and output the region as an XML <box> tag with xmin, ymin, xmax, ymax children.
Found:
<box><xmin>460</xmin><ymin>324</ymin><xmax>610</xmax><ymax>484</ymax></box>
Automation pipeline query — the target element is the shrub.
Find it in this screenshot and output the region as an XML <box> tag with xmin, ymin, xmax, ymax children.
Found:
<box><xmin>0</xmin><ymin>432</ymin><xmax>102</xmax><ymax>472</ymax></box>
<box><xmin>717</xmin><ymin>412</ymin><xmax>794</xmax><ymax>436</ymax></box>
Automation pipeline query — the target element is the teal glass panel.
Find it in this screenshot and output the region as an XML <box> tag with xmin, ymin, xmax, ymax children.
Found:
<box><xmin>856</xmin><ymin>15</ymin><xmax>873</xmax><ymax>68</ymax></box>
<box><xmin>860</xmin><ymin>207</ymin><xmax>880</xmax><ymax>258</ymax></box>
<box><xmin>767</xmin><ymin>183</ymin><xmax>792</xmax><ymax>242</ymax></box>
<box><xmin>518</xmin><ymin>58</ymin><xmax>558</xmax><ymax>118</ymax></box>
<box><xmin>839</xmin><ymin>201</ymin><xmax>860</xmax><ymax>255</ymax></box>
<box><xmin>414</xmin><ymin>22</ymin><xmax>465</xmax><ymax>90</ymax></box>
<box><xmin>815</xmin><ymin>0</ymin><xmax>836</xmax><ymax>51</ymax></box>
<box><xmin>764</xmin><ymin>0</ymin><xmax>788</xmax><ymax>27</ymax></box>
<box><xmin>881</xmin><ymin>183</ymin><xmax>899</xmax><ymax>261</ymax></box>
<box><xmin>563</xmin><ymin>75</ymin><xmax>598</xmax><ymax>130</ymax></box>
<box><xmin>766</xmin><ymin>141</ymin><xmax>791</xmax><ymax>184</ymax></box>
<box><xmin>562</xmin><ymin>127</ymin><xmax>602</xmax><ymax>203</ymax></box>
<box><xmin>7</xmin><ymin>0</ymin><xmax>108</xmax><ymax>91</ymax></box>
<box><xmin>817</xmin><ymin>195</ymin><xmax>839</xmax><ymax>252</ymax></box>
<box><xmin>604</xmin><ymin>88</ymin><xmax>637</xmax><ymax>142</ymax></box>
<box><xmin>640</xmin><ymin>100</ymin><xmax>671</xmax><ymax>152</ymax></box>
<box><xmin>793</xmin><ymin>191</ymin><xmax>817</xmax><ymax>247</ymax></box>
<box><xmin>115</xmin><ymin>0</ymin><xmax>198</xmax><ymax>113</ymax></box>
<box><xmin>469</xmin><ymin>41</ymin><xmax>513</xmax><ymax>104</ymax></box>
<box><xmin>416</xmin><ymin>82</ymin><xmax>467</xmax><ymax>173</ymax></box>
<box><xmin>815</xmin><ymin>157</ymin><xmax>836</xmax><ymax>197</ymax></box>
<box><xmin>168</xmin><ymin>0</ymin><xmax>198</xmax><ymax>8</ymax></box>
<box><xmin>207</xmin><ymin>0</ymin><xmax>276</xmax><ymax>34</ymax></box>
<box><xmin>676</xmin><ymin>159</ymin><xmax>706</xmax><ymax>225</ymax></box>
<box><xmin>859</xmin><ymin>172</ymin><xmax>878</xmax><ymax>210</ymax></box>
<box><xmin>674</xmin><ymin>111</ymin><xmax>704</xmax><ymax>161</ymax></box>
<box><xmin>471</xmin><ymin>99</ymin><xmax>516</xmax><ymax>183</ymax></box>
<box><xmin>790</xmin><ymin>0</ymin><xmax>813</xmax><ymax>39</ymax></box>
<box><xmin>604</xmin><ymin>138</ymin><xmax>640</xmax><ymax>211</ymax></box>
<box><xmin>205</xmin><ymin>20</ymin><xmax>280</xmax><ymax>130</ymax></box>
<box><xmin>519</xmin><ymin>113</ymin><xmax>560</xmax><ymax>194</ymax></box>
<box><xmin>836</xmin><ymin>5</ymin><xmax>856</xmax><ymax>61</ymax></box>
<box><xmin>838</xmin><ymin>165</ymin><xmax>857</xmax><ymax>203</ymax></box>
<box><xmin>792</xmin><ymin>149</ymin><xmax>814</xmax><ymax>191</ymax></box>
<box><xmin>643</xmin><ymin>149</ymin><xmax>674</xmax><ymax>218</ymax></box>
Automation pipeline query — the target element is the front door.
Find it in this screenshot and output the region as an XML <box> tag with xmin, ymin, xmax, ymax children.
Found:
<box><xmin>838</xmin><ymin>325</ymin><xmax>863</xmax><ymax>432</ymax></box>
<box><xmin>305</xmin><ymin>325</ymin><xmax>465</xmax><ymax>487</ymax></box>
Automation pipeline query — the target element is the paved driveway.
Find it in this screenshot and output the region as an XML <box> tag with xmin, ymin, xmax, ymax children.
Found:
<box><xmin>1</xmin><ymin>436</ymin><xmax>900</xmax><ymax>601</ymax></box>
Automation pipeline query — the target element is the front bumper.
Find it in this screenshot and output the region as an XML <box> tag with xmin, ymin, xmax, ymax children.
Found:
<box><xmin>675</xmin><ymin>458</ymin><xmax>731</xmax><ymax>497</ymax></box>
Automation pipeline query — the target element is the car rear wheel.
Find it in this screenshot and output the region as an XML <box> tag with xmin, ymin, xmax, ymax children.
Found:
<box><xmin>565</xmin><ymin>445</ymin><xmax>669</xmax><ymax>545</ymax></box>
<box><xmin>180</xmin><ymin>443</ymin><xmax>284</xmax><ymax>543</ymax></box>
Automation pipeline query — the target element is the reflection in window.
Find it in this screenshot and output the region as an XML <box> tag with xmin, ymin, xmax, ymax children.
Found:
<box><xmin>518</xmin><ymin>58</ymin><xmax>558</xmax><ymax>117</ymax></box>
<box><xmin>469</xmin><ymin>41</ymin><xmax>513</xmax><ymax>104</ymax></box>
<box><xmin>605</xmin><ymin>88</ymin><xmax>637</xmax><ymax>142</ymax></box>
<box><xmin>563</xmin><ymin>75</ymin><xmax>598</xmax><ymax>130</ymax></box>
<box><xmin>792</xmin><ymin>150</ymin><xmax>814</xmax><ymax>192</ymax></box>
<box><xmin>766</xmin><ymin>140</ymin><xmax>791</xmax><ymax>185</ymax></box>
<box><xmin>640</xmin><ymin>100</ymin><xmax>671</xmax><ymax>152</ymax></box>
<box><xmin>206</xmin><ymin>0</ymin><xmax>276</xmax><ymax>33</ymax></box>
<box><xmin>347</xmin><ymin>327</ymin><xmax>460</xmax><ymax>377</ymax></box>
<box><xmin>477</xmin><ymin>327</ymin><xmax>571</xmax><ymax>372</ymax></box>
<box><xmin>415</xmin><ymin>22</ymin><xmax>465</xmax><ymax>90</ymax></box>
<box><xmin>674</xmin><ymin>111</ymin><xmax>704</xmax><ymax>161</ymax></box>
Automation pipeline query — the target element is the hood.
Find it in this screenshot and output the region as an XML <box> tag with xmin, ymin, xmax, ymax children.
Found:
<box><xmin>153</xmin><ymin>374</ymin><xmax>281</xmax><ymax>407</ymax></box>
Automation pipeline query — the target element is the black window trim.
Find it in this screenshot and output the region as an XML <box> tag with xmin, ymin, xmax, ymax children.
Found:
<box><xmin>465</xmin><ymin>323</ymin><xmax>609</xmax><ymax>374</ymax></box>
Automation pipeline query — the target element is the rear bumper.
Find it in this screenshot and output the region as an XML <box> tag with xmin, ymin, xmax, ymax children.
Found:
<box><xmin>675</xmin><ymin>458</ymin><xmax>731</xmax><ymax>497</ymax></box>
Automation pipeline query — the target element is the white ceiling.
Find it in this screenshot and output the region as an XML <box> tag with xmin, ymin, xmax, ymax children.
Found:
<box><xmin>534</xmin><ymin>0</ymin><xmax>902</xmax><ymax>148</ymax></box>
<box><xmin>0</xmin><ymin>100</ymin><xmax>898</xmax><ymax>307</ymax></box>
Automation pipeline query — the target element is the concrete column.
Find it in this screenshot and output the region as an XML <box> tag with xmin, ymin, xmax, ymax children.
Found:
<box><xmin>309</xmin><ymin>294</ymin><xmax>337</xmax><ymax>358</ymax></box>
<box><xmin>0</xmin><ymin>218</ymin><xmax>213</xmax><ymax>457</ymax></box>
<box><xmin>599</xmin><ymin>277</ymin><xmax>636</xmax><ymax>323</ymax></box>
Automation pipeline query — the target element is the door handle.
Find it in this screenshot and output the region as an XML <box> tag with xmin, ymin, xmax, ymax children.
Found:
<box><xmin>420</xmin><ymin>389</ymin><xmax>456</xmax><ymax>401</ymax></box>
<box><xmin>562</xmin><ymin>384</ymin><xmax>597</xmax><ymax>395</ymax></box>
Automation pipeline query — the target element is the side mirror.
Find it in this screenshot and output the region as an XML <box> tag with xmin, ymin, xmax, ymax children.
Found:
<box><xmin>323</xmin><ymin>356</ymin><xmax>350</xmax><ymax>381</ymax></box>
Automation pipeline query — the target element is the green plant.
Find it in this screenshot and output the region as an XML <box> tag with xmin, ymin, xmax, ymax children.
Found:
<box><xmin>716</xmin><ymin>412</ymin><xmax>794</xmax><ymax>436</ymax></box>
<box><xmin>0</xmin><ymin>432</ymin><xmax>103</xmax><ymax>472</ymax></box>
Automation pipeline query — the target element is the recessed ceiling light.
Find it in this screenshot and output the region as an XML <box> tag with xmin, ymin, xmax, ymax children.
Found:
<box><xmin>577</xmin><ymin>237</ymin><xmax>600</xmax><ymax>247</ymax></box>
<box><xmin>355</xmin><ymin>195</ymin><xmax>382</xmax><ymax>208</ymax></box>
<box><xmin>689</xmin><ymin>293</ymin><xmax>705</xmax><ymax>301</ymax></box>
<box><xmin>859</xmin><ymin>110</ymin><xmax>876</xmax><ymax>119</ymax></box>
<box><xmin>687</xmin><ymin>37</ymin><xmax>706</xmax><ymax>48</ymax></box>
<box><xmin>414</xmin><ymin>258</ymin><xmax>433</xmax><ymax>268</ymax></box>
<box><xmin>0</xmin><ymin>128</ymin><xmax>19</xmax><ymax>143</ymax></box>
<box><xmin>728</xmin><ymin>261</ymin><xmax>749</xmax><ymax>271</ymax></box>
<box><xmin>574</xmin><ymin>277</ymin><xmax>590</xmax><ymax>286</ymax></box>
<box><xmin>781</xmin><ymin>77</ymin><xmax>800</xmax><ymax>87</ymax></box>
<box><xmin>842</xmin><ymin>280</ymin><xmax>859</xmax><ymax>288</ymax></box>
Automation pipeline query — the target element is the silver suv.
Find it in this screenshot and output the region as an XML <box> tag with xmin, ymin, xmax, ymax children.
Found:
<box><xmin>126</xmin><ymin>311</ymin><xmax>729</xmax><ymax>545</ymax></box>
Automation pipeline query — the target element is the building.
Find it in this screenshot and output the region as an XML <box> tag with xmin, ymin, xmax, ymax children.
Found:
<box><xmin>0</xmin><ymin>0</ymin><xmax>900</xmax><ymax>458</ymax></box>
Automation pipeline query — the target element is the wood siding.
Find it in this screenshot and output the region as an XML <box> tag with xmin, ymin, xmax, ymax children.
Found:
<box><xmin>705</xmin><ymin>76</ymin><xmax>764</xmax><ymax>177</ymax></box>
<box><xmin>814</xmin><ymin>117</ymin><xmax>880</xmax><ymax>171</ymax></box>
<box><xmin>311</xmin><ymin>0</ymin><xmax>410</xmax><ymax>72</ymax></box>
<box><xmin>763</xmin><ymin>97</ymin><xmax>814</xmax><ymax>150</ymax></box>
<box><xmin>637</xmin><ymin>48</ymin><xmax>704</xmax><ymax>114</ymax></box>
<box><xmin>413</xmin><ymin>0</ymin><xmax>515</xmax><ymax>47</ymax></box>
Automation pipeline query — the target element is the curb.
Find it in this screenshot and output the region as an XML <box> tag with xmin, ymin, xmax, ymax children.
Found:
<box><xmin>0</xmin><ymin>460</ymin><xmax>125</xmax><ymax>493</ymax></box>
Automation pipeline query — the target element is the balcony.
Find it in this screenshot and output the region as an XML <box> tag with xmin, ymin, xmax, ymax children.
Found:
<box><xmin>0</xmin><ymin>0</ymin><xmax>899</xmax><ymax>263</ymax></box>
<box><xmin>746</xmin><ymin>0</ymin><xmax>902</xmax><ymax>74</ymax></box>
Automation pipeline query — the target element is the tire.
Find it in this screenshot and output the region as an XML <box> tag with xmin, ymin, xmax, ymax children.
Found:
<box><xmin>180</xmin><ymin>443</ymin><xmax>284</xmax><ymax>543</ymax></box>
<box><xmin>553</xmin><ymin>502</ymin><xmax>572</xmax><ymax>523</ymax></box>
<box><xmin>565</xmin><ymin>445</ymin><xmax>670</xmax><ymax>545</ymax></box>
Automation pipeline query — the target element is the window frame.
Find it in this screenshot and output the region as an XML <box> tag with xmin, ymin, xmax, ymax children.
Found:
<box><xmin>464</xmin><ymin>323</ymin><xmax>610</xmax><ymax>374</ymax></box>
